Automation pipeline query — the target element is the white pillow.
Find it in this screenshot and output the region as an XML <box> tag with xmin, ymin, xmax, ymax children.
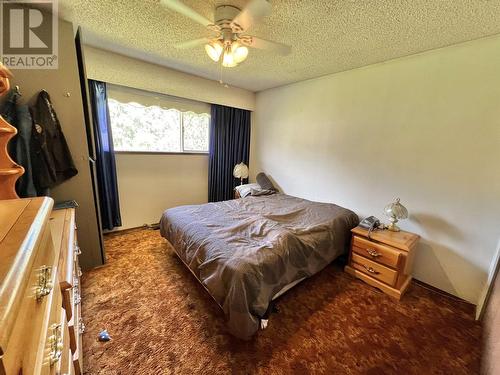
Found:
<box><xmin>235</xmin><ymin>183</ymin><xmax>260</xmax><ymax>198</ymax></box>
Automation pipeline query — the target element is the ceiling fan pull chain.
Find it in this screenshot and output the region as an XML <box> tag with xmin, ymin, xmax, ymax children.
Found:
<box><xmin>218</xmin><ymin>62</ymin><xmax>229</xmax><ymax>88</ymax></box>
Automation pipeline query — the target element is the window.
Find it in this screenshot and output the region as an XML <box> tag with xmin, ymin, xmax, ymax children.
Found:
<box><xmin>182</xmin><ymin>111</ymin><xmax>210</xmax><ymax>152</ymax></box>
<box><xmin>107</xmin><ymin>85</ymin><xmax>210</xmax><ymax>153</ymax></box>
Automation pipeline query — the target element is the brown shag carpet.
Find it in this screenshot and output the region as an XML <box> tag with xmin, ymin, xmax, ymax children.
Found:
<box><xmin>82</xmin><ymin>229</ymin><xmax>481</xmax><ymax>375</ymax></box>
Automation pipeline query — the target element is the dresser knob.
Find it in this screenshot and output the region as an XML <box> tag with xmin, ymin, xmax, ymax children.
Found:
<box><xmin>78</xmin><ymin>318</ymin><xmax>86</xmax><ymax>335</ymax></box>
<box><xmin>366</xmin><ymin>249</ymin><xmax>381</xmax><ymax>258</ymax></box>
<box><xmin>74</xmin><ymin>288</ymin><xmax>81</xmax><ymax>305</ymax></box>
<box><xmin>363</xmin><ymin>265</ymin><xmax>380</xmax><ymax>274</ymax></box>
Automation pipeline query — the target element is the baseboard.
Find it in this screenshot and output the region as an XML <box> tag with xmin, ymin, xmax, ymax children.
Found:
<box><xmin>412</xmin><ymin>278</ymin><xmax>472</xmax><ymax>304</ymax></box>
<box><xmin>103</xmin><ymin>224</ymin><xmax>159</xmax><ymax>235</ymax></box>
<box><xmin>476</xmin><ymin>240</ymin><xmax>500</xmax><ymax>320</ymax></box>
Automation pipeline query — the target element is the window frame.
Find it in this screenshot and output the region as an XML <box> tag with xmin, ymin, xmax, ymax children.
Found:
<box><xmin>179</xmin><ymin>111</ymin><xmax>211</xmax><ymax>154</ymax></box>
<box><xmin>113</xmin><ymin>150</ymin><xmax>208</xmax><ymax>156</ymax></box>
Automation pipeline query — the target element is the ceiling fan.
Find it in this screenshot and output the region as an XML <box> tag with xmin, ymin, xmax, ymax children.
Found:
<box><xmin>160</xmin><ymin>0</ymin><xmax>291</xmax><ymax>68</ymax></box>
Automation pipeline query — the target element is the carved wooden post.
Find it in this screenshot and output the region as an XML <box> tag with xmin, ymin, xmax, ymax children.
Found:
<box><xmin>0</xmin><ymin>63</ymin><xmax>24</xmax><ymax>199</ymax></box>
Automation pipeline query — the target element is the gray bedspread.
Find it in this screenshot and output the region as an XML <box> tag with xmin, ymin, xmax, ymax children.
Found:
<box><xmin>159</xmin><ymin>193</ymin><xmax>358</xmax><ymax>339</ymax></box>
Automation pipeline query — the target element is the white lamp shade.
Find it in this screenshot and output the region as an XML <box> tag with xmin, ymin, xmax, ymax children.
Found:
<box><xmin>233</xmin><ymin>162</ymin><xmax>249</xmax><ymax>179</ymax></box>
<box><xmin>205</xmin><ymin>41</ymin><xmax>223</xmax><ymax>62</ymax></box>
<box><xmin>232</xmin><ymin>43</ymin><xmax>249</xmax><ymax>64</ymax></box>
<box><xmin>222</xmin><ymin>48</ymin><xmax>237</xmax><ymax>67</ymax></box>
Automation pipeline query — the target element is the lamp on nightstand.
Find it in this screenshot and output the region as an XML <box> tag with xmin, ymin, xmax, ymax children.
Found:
<box><xmin>384</xmin><ymin>198</ymin><xmax>408</xmax><ymax>232</ymax></box>
<box><xmin>233</xmin><ymin>162</ymin><xmax>249</xmax><ymax>185</ymax></box>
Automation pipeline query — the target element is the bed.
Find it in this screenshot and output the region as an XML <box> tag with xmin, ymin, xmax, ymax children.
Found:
<box><xmin>159</xmin><ymin>193</ymin><xmax>359</xmax><ymax>339</ymax></box>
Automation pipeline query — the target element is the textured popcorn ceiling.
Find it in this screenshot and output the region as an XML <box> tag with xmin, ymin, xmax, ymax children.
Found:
<box><xmin>58</xmin><ymin>0</ymin><xmax>500</xmax><ymax>92</ymax></box>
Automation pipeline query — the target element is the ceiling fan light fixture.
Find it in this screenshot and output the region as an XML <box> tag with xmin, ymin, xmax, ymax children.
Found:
<box><xmin>232</xmin><ymin>43</ymin><xmax>248</xmax><ymax>64</ymax></box>
<box><xmin>205</xmin><ymin>41</ymin><xmax>223</xmax><ymax>62</ymax></box>
<box><xmin>222</xmin><ymin>46</ymin><xmax>237</xmax><ymax>67</ymax></box>
<box><xmin>162</xmin><ymin>0</ymin><xmax>292</xmax><ymax>71</ymax></box>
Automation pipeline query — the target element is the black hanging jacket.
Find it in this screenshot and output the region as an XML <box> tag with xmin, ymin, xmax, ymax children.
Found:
<box><xmin>1</xmin><ymin>89</ymin><xmax>37</xmax><ymax>197</ymax></box>
<box><xmin>30</xmin><ymin>90</ymin><xmax>77</xmax><ymax>193</ymax></box>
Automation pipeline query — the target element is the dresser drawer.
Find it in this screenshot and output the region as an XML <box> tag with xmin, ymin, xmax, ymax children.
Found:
<box><xmin>47</xmin><ymin>298</ymin><xmax>71</xmax><ymax>375</ymax></box>
<box><xmin>72</xmin><ymin>242</ymin><xmax>84</xmax><ymax>374</ymax></box>
<box><xmin>68</xmin><ymin>279</ymin><xmax>81</xmax><ymax>354</ymax></box>
<box><xmin>351</xmin><ymin>253</ymin><xmax>398</xmax><ymax>286</ymax></box>
<box><xmin>36</xmin><ymin>270</ymin><xmax>65</xmax><ymax>375</ymax></box>
<box><xmin>59</xmin><ymin>308</ymin><xmax>73</xmax><ymax>375</ymax></box>
<box><xmin>51</xmin><ymin>208</ymin><xmax>77</xmax><ymax>323</ymax></box>
<box><xmin>72</xmin><ymin>295</ymin><xmax>83</xmax><ymax>375</ymax></box>
<box><xmin>352</xmin><ymin>236</ymin><xmax>402</xmax><ymax>269</ymax></box>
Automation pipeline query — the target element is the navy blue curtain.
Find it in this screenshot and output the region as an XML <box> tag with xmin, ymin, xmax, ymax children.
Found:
<box><xmin>88</xmin><ymin>80</ymin><xmax>122</xmax><ymax>230</ymax></box>
<box><xmin>208</xmin><ymin>104</ymin><xmax>251</xmax><ymax>202</ymax></box>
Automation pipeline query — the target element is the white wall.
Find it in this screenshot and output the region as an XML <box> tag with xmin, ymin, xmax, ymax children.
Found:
<box><xmin>114</xmin><ymin>153</ymin><xmax>207</xmax><ymax>229</ymax></box>
<box><xmin>83</xmin><ymin>46</ymin><xmax>255</xmax><ymax>229</ymax></box>
<box><xmin>250</xmin><ymin>35</ymin><xmax>500</xmax><ymax>305</ymax></box>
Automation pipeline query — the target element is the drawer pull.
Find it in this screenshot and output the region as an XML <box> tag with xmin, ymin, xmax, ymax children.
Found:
<box><xmin>77</xmin><ymin>267</ymin><xmax>82</xmax><ymax>277</ymax></box>
<box><xmin>79</xmin><ymin>318</ymin><xmax>86</xmax><ymax>335</ymax></box>
<box><xmin>362</xmin><ymin>265</ymin><xmax>380</xmax><ymax>275</ymax></box>
<box><xmin>48</xmin><ymin>323</ymin><xmax>63</xmax><ymax>366</ymax></box>
<box><xmin>75</xmin><ymin>246</ymin><xmax>82</xmax><ymax>255</ymax></box>
<box><xmin>366</xmin><ymin>249</ymin><xmax>381</xmax><ymax>258</ymax></box>
<box><xmin>36</xmin><ymin>265</ymin><xmax>53</xmax><ymax>301</ymax></box>
<box><xmin>74</xmin><ymin>288</ymin><xmax>81</xmax><ymax>305</ymax></box>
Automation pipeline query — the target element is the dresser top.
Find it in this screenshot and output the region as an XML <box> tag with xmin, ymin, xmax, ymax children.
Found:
<box><xmin>351</xmin><ymin>226</ymin><xmax>419</xmax><ymax>251</ymax></box>
<box><xmin>0</xmin><ymin>200</ymin><xmax>31</xmax><ymax>244</ymax></box>
<box><xmin>0</xmin><ymin>198</ymin><xmax>54</xmax><ymax>280</ymax></box>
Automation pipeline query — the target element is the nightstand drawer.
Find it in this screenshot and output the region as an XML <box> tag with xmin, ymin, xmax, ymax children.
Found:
<box><xmin>351</xmin><ymin>253</ymin><xmax>398</xmax><ymax>286</ymax></box>
<box><xmin>352</xmin><ymin>236</ymin><xmax>402</xmax><ymax>269</ymax></box>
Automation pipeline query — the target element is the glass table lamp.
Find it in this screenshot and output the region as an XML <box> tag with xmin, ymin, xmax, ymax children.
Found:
<box><xmin>384</xmin><ymin>198</ymin><xmax>408</xmax><ymax>232</ymax></box>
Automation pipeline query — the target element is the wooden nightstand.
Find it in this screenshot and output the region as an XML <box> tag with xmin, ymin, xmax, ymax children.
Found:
<box><xmin>345</xmin><ymin>226</ymin><xmax>419</xmax><ymax>300</ymax></box>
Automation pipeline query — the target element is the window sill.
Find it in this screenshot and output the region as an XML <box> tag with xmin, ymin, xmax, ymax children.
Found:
<box><xmin>115</xmin><ymin>151</ymin><xmax>209</xmax><ymax>156</ymax></box>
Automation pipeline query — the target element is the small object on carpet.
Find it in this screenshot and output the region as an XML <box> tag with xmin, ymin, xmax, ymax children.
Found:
<box><xmin>98</xmin><ymin>329</ymin><xmax>111</xmax><ymax>342</ymax></box>
<box><xmin>260</xmin><ymin>319</ymin><xmax>268</xmax><ymax>330</ymax></box>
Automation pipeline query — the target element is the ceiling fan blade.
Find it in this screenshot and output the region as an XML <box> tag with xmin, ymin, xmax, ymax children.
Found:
<box><xmin>174</xmin><ymin>38</ymin><xmax>210</xmax><ymax>49</ymax></box>
<box><xmin>244</xmin><ymin>36</ymin><xmax>291</xmax><ymax>55</ymax></box>
<box><xmin>231</xmin><ymin>0</ymin><xmax>271</xmax><ymax>32</ymax></box>
<box><xmin>160</xmin><ymin>0</ymin><xmax>214</xmax><ymax>28</ymax></box>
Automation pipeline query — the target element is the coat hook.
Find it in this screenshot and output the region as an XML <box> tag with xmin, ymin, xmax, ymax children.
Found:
<box><xmin>65</xmin><ymin>92</ymin><xmax>71</xmax><ymax>97</ymax></box>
